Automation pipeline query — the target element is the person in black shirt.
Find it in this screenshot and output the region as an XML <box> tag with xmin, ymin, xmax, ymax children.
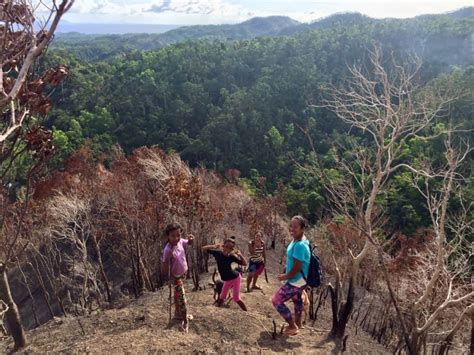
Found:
<box><xmin>203</xmin><ymin>236</ymin><xmax>248</xmax><ymax>311</ymax></box>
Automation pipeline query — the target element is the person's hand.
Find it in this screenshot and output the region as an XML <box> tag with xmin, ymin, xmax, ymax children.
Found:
<box><xmin>233</xmin><ymin>249</ymin><xmax>243</xmax><ymax>258</ymax></box>
<box><xmin>188</xmin><ymin>234</ymin><xmax>195</xmax><ymax>242</ymax></box>
<box><xmin>278</xmin><ymin>273</ymin><xmax>287</xmax><ymax>281</ymax></box>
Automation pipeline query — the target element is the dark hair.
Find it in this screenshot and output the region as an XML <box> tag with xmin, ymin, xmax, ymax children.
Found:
<box><xmin>291</xmin><ymin>215</ymin><xmax>307</xmax><ymax>229</ymax></box>
<box><xmin>164</xmin><ymin>223</ymin><xmax>181</xmax><ymax>236</ymax></box>
<box><xmin>225</xmin><ymin>235</ymin><xmax>236</xmax><ymax>244</ymax></box>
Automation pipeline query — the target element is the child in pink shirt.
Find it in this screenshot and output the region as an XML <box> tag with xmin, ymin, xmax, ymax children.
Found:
<box><xmin>162</xmin><ymin>223</ymin><xmax>194</xmax><ymax>332</ymax></box>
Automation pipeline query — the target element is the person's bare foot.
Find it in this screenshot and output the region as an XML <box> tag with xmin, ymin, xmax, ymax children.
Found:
<box><xmin>282</xmin><ymin>325</ymin><xmax>299</xmax><ymax>336</ymax></box>
<box><xmin>177</xmin><ymin>313</ymin><xmax>193</xmax><ymax>320</ymax></box>
<box><xmin>251</xmin><ymin>285</ymin><xmax>262</xmax><ymax>290</ymax></box>
<box><xmin>181</xmin><ymin>320</ymin><xmax>189</xmax><ymax>333</ymax></box>
<box><xmin>295</xmin><ymin>316</ymin><xmax>304</xmax><ymax>329</ymax></box>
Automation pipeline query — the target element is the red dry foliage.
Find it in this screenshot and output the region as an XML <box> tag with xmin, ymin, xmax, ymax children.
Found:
<box><xmin>388</xmin><ymin>229</ymin><xmax>434</xmax><ymax>273</ymax></box>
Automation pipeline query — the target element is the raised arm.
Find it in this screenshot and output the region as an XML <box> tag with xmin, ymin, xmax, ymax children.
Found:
<box><xmin>187</xmin><ymin>234</ymin><xmax>195</xmax><ymax>246</ymax></box>
<box><xmin>233</xmin><ymin>249</ymin><xmax>247</xmax><ymax>266</ymax></box>
<box><xmin>202</xmin><ymin>244</ymin><xmax>220</xmax><ymax>251</ymax></box>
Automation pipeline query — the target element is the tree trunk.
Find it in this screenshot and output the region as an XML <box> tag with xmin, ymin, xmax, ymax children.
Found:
<box><xmin>333</xmin><ymin>276</ymin><xmax>355</xmax><ymax>339</ymax></box>
<box><xmin>91</xmin><ymin>234</ymin><xmax>111</xmax><ymax>303</ymax></box>
<box><xmin>134</xmin><ymin>238</ymin><xmax>145</xmax><ymax>295</ymax></box>
<box><xmin>312</xmin><ymin>287</ymin><xmax>327</xmax><ymax>321</ymax></box>
<box><xmin>438</xmin><ymin>332</ymin><xmax>454</xmax><ymax>355</ymax></box>
<box><xmin>377</xmin><ymin>246</ymin><xmax>414</xmax><ymax>354</ymax></box>
<box><xmin>0</xmin><ymin>265</ymin><xmax>27</xmax><ymax>349</ymax></box>
<box><xmin>17</xmin><ymin>261</ymin><xmax>39</xmax><ymax>327</ymax></box>
<box><xmin>437</xmin><ymin>308</ymin><xmax>473</xmax><ymax>355</ymax></box>
<box><xmin>139</xmin><ymin>257</ymin><xmax>153</xmax><ymax>291</ymax></box>
<box><xmin>409</xmin><ymin>330</ymin><xmax>421</xmax><ymax>355</ymax></box>
<box><xmin>470</xmin><ymin>313</ymin><xmax>474</xmax><ymax>355</ymax></box>
<box><xmin>81</xmin><ymin>250</ymin><xmax>89</xmax><ymax>313</ymax></box>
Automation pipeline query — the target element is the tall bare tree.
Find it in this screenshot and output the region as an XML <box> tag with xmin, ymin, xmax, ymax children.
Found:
<box><xmin>309</xmin><ymin>45</ymin><xmax>458</xmax><ymax>341</ymax></box>
<box><xmin>387</xmin><ymin>137</ymin><xmax>473</xmax><ymax>354</ymax></box>
<box><xmin>46</xmin><ymin>192</ymin><xmax>98</xmax><ymax>312</ymax></box>
<box><xmin>0</xmin><ymin>0</ymin><xmax>73</xmax><ymax>349</ymax></box>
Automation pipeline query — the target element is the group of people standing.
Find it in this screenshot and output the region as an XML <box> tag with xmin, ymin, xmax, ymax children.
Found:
<box><xmin>161</xmin><ymin>215</ymin><xmax>311</xmax><ymax>336</ymax></box>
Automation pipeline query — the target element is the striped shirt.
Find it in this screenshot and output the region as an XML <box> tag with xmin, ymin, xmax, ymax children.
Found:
<box><xmin>249</xmin><ymin>241</ymin><xmax>264</xmax><ymax>263</ymax></box>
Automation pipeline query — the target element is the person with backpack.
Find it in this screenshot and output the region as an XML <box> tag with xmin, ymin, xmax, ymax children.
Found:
<box><xmin>272</xmin><ymin>215</ymin><xmax>311</xmax><ymax>336</ymax></box>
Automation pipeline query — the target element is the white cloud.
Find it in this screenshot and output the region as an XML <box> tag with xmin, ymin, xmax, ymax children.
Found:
<box><xmin>253</xmin><ymin>0</ymin><xmax>472</xmax><ymax>22</ymax></box>
<box><xmin>147</xmin><ymin>0</ymin><xmax>241</xmax><ymax>16</ymax></box>
<box><xmin>61</xmin><ymin>0</ymin><xmax>472</xmax><ymax>24</ymax></box>
<box><xmin>67</xmin><ymin>0</ymin><xmax>245</xmax><ymax>18</ymax></box>
<box><xmin>68</xmin><ymin>0</ymin><xmax>145</xmax><ymax>15</ymax></box>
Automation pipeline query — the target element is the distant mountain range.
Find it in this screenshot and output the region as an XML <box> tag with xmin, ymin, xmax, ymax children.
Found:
<box><xmin>57</xmin><ymin>7</ymin><xmax>473</xmax><ymax>35</ymax></box>
<box><xmin>56</xmin><ymin>16</ymin><xmax>300</xmax><ymax>37</ymax></box>
<box><xmin>53</xmin><ymin>7</ymin><xmax>473</xmax><ymax>61</ymax></box>
<box><xmin>57</xmin><ymin>21</ymin><xmax>180</xmax><ymax>34</ymax></box>
<box><xmin>158</xmin><ymin>16</ymin><xmax>301</xmax><ymax>40</ymax></box>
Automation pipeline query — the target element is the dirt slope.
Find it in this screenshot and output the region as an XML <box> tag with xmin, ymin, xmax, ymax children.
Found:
<box><xmin>0</xmin><ymin>226</ymin><xmax>388</xmax><ymax>354</ymax></box>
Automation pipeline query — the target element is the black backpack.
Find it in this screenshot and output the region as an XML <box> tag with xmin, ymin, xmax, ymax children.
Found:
<box><xmin>301</xmin><ymin>242</ymin><xmax>323</xmax><ymax>288</ymax></box>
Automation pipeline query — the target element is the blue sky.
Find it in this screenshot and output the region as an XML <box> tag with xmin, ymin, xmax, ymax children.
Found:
<box><xmin>61</xmin><ymin>0</ymin><xmax>472</xmax><ymax>24</ymax></box>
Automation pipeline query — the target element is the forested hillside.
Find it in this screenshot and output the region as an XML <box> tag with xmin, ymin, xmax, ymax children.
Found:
<box><xmin>52</xmin><ymin>8</ymin><xmax>473</xmax><ymax>60</ymax></box>
<box><xmin>45</xmin><ymin>9</ymin><xmax>474</xmax><ymax>233</ymax></box>
<box><xmin>1</xmin><ymin>3</ymin><xmax>473</xmax><ymax>353</ymax></box>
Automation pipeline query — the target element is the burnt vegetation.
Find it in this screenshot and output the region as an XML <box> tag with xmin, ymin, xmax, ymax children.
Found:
<box><xmin>0</xmin><ymin>1</ymin><xmax>472</xmax><ymax>353</ymax></box>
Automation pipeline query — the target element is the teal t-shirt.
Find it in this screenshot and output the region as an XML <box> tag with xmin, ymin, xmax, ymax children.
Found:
<box><xmin>286</xmin><ymin>238</ymin><xmax>311</xmax><ymax>285</ymax></box>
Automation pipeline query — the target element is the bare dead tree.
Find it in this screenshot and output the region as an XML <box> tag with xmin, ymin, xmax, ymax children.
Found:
<box><xmin>0</xmin><ymin>0</ymin><xmax>73</xmax><ymax>349</ymax></box>
<box><xmin>89</xmin><ymin>199</ymin><xmax>112</xmax><ymax>303</ymax></box>
<box><xmin>470</xmin><ymin>313</ymin><xmax>474</xmax><ymax>355</ymax></box>
<box><xmin>139</xmin><ymin>149</ymin><xmax>220</xmax><ymax>290</ymax></box>
<box><xmin>387</xmin><ymin>137</ymin><xmax>474</xmax><ymax>354</ymax></box>
<box><xmin>46</xmin><ymin>192</ymin><xmax>96</xmax><ymax>313</ymax></box>
<box><xmin>0</xmin><ymin>299</ymin><xmax>8</xmax><ymax>336</ymax></box>
<box><xmin>0</xmin><ymin>0</ymin><xmax>73</xmax><ymax>125</ymax></box>
<box><xmin>305</xmin><ymin>45</ymin><xmax>458</xmax><ymax>342</ymax></box>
